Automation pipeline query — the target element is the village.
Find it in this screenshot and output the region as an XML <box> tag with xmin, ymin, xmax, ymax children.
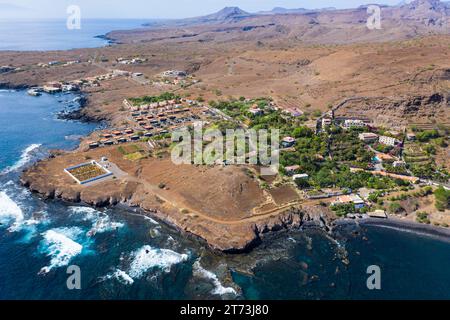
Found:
<box><xmin>11</xmin><ymin>49</ymin><xmax>447</xmax><ymax>229</ymax></box>
<box><xmin>54</xmin><ymin>82</ymin><xmax>450</xmax><ymax>228</ymax></box>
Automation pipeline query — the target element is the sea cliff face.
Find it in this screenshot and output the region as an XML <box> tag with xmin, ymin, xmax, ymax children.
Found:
<box><xmin>20</xmin><ymin>162</ymin><xmax>333</xmax><ymax>253</ymax></box>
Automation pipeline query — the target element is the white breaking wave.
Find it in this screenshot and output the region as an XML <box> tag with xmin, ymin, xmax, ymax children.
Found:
<box><xmin>193</xmin><ymin>261</ymin><xmax>237</xmax><ymax>296</ymax></box>
<box><xmin>69</xmin><ymin>206</ymin><xmax>100</xmax><ymax>219</ymax></box>
<box><xmin>87</xmin><ymin>216</ymin><xmax>124</xmax><ymax>236</ymax></box>
<box><xmin>128</xmin><ymin>245</ymin><xmax>189</xmax><ymax>279</ymax></box>
<box><xmin>39</xmin><ymin>227</ymin><xmax>84</xmax><ymax>274</ymax></box>
<box><xmin>0</xmin><ymin>191</ymin><xmax>24</xmax><ymax>224</ymax></box>
<box><xmin>69</xmin><ymin>206</ymin><xmax>124</xmax><ymax>235</ymax></box>
<box><xmin>101</xmin><ymin>269</ymin><xmax>135</xmax><ymax>285</ymax></box>
<box><xmin>3</xmin><ymin>144</ymin><xmax>41</xmax><ymax>174</ymax></box>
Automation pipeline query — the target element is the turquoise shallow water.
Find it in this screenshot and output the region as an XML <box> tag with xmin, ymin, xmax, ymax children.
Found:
<box><xmin>1</xmin><ymin>90</ymin><xmax>450</xmax><ymax>300</ymax></box>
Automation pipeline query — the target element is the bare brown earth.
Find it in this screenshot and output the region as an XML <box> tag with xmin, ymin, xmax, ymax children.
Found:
<box><xmin>20</xmin><ymin>144</ymin><xmax>333</xmax><ymax>251</ymax></box>
<box><xmin>1</xmin><ymin>36</ymin><xmax>449</xmax><ymax>127</ymax></box>
<box><xmin>2</xmin><ymin>0</ymin><xmax>450</xmax><ymax>251</ymax></box>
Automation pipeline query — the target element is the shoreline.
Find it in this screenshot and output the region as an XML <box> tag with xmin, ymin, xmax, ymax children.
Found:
<box><xmin>359</xmin><ymin>217</ymin><xmax>450</xmax><ymax>242</ymax></box>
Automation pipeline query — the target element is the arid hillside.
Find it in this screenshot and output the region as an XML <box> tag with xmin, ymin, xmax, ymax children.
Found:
<box><xmin>1</xmin><ymin>0</ymin><xmax>449</xmax><ymax>127</ymax></box>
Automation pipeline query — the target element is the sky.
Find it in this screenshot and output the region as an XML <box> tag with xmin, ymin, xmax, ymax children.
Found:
<box><xmin>0</xmin><ymin>0</ymin><xmax>406</xmax><ymax>19</ymax></box>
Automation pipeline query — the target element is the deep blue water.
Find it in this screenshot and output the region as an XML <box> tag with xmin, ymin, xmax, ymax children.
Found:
<box><xmin>1</xmin><ymin>90</ymin><xmax>450</xmax><ymax>300</ymax></box>
<box><xmin>0</xmin><ymin>19</ymin><xmax>149</xmax><ymax>51</ymax></box>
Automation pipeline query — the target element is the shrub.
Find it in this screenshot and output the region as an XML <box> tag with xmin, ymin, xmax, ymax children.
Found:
<box><xmin>435</xmin><ymin>186</ymin><xmax>450</xmax><ymax>211</ymax></box>
<box><xmin>416</xmin><ymin>211</ymin><xmax>431</xmax><ymax>224</ymax></box>
<box><xmin>388</xmin><ymin>202</ymin><xmax>403</xmax><ymax>214</ymax></box>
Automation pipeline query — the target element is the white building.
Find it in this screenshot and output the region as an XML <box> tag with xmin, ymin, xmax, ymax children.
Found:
<box><xmin>359</xmin><ymin>132</ymin><xmax>378</xmax><ymax>143</ymax></box>
<box><xmin>249</xmin><ymin>108</ymin><xmax>263</xmax><ymax>116</ymax></box>
<box><xmin>293</xmin><ymin>174</ymin><xmax>309</xmax><ymax>181</ymax></box>
<box><xmin>379</xmin><ymin>135</ymin><xmax>399</xmax><ymax>146</ymax></box>
<box><xmin>322</xmin><ymin>118</ymin><xmax>332</xmax><ymax>127</ymax></box>
<box><xmin>342</xmin><ymin>119</ymin><xmax>367</xmax><ymax>129</ymax></box>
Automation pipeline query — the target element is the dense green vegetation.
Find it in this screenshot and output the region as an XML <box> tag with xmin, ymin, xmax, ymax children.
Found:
<box><xmin>434</xmin><ymin>186</ymin><xmax>450</xmax><ymax>211</ymax></box>
<box><xmin>130</xmin><ymin>92</ymin><xmax>180</xmax><ymax>105</ymax></box>
<box><xmin>329</xmin><ymin>128</ymin><xmax>373</xmax><ymax>167</ymax></box>
<box><xmin>211</xmin><ymin>98</ymin><xmax>407</xmax><ymax>192</ymax></box>
<box><xmin>415</xmin><ymin>129</ymin><xmax>440</xmax><ymax>142</ymax></box>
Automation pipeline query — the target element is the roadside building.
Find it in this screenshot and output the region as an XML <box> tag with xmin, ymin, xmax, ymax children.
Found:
<box><xmin>359</xmin><ymin>132</ymin><xmax>379</xmax><ymax>143</ymax></box>
<box><xmin>379</xmin><ymin>135</ymin><xmax>399</xmax><ymax>146</ymax></box>
<box><xmin>249</xmin><ymin>108</ymin><xmax>263</xmax><ymax>116</ymax></box>
<box><xmin>322</xmin><ymin>118</ymin><xmax>332</xmax><ymax>127</ymax></box>
<box><xmin>282</xmin><ymin>137</ymin><xmax>296</xmax><ymax>148</ymax></box>
<box><xmin>293</xmin><ymin>173</ymin><xmax>309</xmax><ymax>181</ymax></box>
<box><xmin>335</xmin><ymin>194</ymin><xmax>366</xmax><ymax>209</ymax></box>
<box><xmin>406</xmin><ymin>133</ymin><xmax>416</xmax><ymax>141</ymax></box>
<box><xmin>342</xmin><ymin>119</ymin><xmax>366</xmax><ymax>129</ymax></box>
<box><xmin>368</xmin><ymin>209</ymin><xmax>387</xmax><ymax>219</ymax></box>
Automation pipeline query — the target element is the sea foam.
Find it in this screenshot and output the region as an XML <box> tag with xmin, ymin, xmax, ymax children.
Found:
<box><xmin>38</xmin><ymin>227</ymin><xmax>84</xmax><ymax>274</ymax></box>
<box><xmin>2</xmin><ymin>144</ymin><xmax>42</xmax><ymax>174</ymax></box>
<box><xmin>0</xmin><ymin>191</ymin><xmax>24</xmax><ymax>224</ymax></box>
<box><xmin>128</xmin><ymin>245</ymin><xmax>189</xmax><ymax>279</ymax></box>
<box><xmin>193</xmin><ymin>261</ymin><xmax>237</xmax><ymax>296</ymax></box>
<box><xmin>101</xmin><ymin>269</ymin><xmax>135</xmax><ymax>285</ymax></box>
<box><xmin>69</xmin><ymin>206</ymin><xmax>124</xmax><ymax>235</ymax></box>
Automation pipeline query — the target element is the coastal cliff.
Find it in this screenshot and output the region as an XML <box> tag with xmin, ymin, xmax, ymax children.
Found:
<box><xmin>21</xmin><ymin>157</ymin><xmax>334</xmax><ymax>253</ymax></box>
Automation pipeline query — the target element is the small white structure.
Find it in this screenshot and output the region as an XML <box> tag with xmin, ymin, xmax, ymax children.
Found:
<box><xmin>379</xmin><ymin>135</ymin><xmax>399</xmax><ymax>146</ymax></box>
<box><xmin>282</xmin><ymin>136</ymin><xmax>296</xmax><ymax>148</ymax></box>
<box><xmin>293</xmin><ymin>173</ymin><xmax>309</xmax><ymax>181</ymax></box>
<box><xmin>322</xmin><ymin>118</ymin><xmax>332</xmax><ymax>127</ymax></box>
<box><xmin>342</xmin><ymin>119</ymin><xmax>366</xmax><ymax>129</ymax></box>
<box><xmin>368</xmin><ymin>209</ymin><xmax>387</xmax><ymax>219</ymax></box>
<box><xmin>359</xmin><ymin>132</ymin><xmax>378</xmax><ymax>143</ymax></box>
<box><xmin>249</xmin><ymin>108</ymin><xmax>263</xmax><ymax>116</ymax></box>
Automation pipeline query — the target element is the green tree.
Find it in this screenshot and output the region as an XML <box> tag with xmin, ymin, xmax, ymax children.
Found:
<box><xmin>435</xmin><ymin>187</ymin><xmax>450</xmax><ymax>211</ymax></box>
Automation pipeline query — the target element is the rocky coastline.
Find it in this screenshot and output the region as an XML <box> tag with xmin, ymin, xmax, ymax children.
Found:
<box><xmin>20</xmin><ymin>160</ymin><xmax>334</xmax><ymax>253</ymax></box>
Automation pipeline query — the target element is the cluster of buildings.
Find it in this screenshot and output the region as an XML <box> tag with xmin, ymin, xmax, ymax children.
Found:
<box><xmin>87</xmin><ymin>128</ymin><xmax>143</xmax><ymax>149</ymax></box>
<box><xmin>37</xmin><ymin>60</ymin><xmax>81</xmax><ymax>68</ymax></box>
<box><xmin>88</xmin><ymin>98</ymin><xmax>220</xmax><ymax>150</ymax></box>
<box><xmin>28</xmin><ymin>70</ymin><xmax>132</xmax><ymax>96</ymax></box>
<box><xmin>117</xmin><ymin>57</ymin><xmax>146</xmax><ymax>65</ymax></box>
<box><xmin>332</xmin><ymin>194</ymin><xmax>366</xmax><ymax>209</ymax></box>
<box><xmin>358</xmin><ymin>132</ymin><xmax>401</xmax><ymax>147</ymax></box>
<box><xmin>28</xmin><ymin>82</ymin><xmax>80</xmax><ymax>96</ymax></box>
<box><xmin>341</xmin><ymin>119</ymin><xmax>368</xmax><ymax>129</ymax></box>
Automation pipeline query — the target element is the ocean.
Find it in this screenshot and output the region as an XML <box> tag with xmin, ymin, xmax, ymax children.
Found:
<box><xmin>0</xmin><ymin>19</ymin><xmax>149</xmax><ymax>51</ymax></box>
